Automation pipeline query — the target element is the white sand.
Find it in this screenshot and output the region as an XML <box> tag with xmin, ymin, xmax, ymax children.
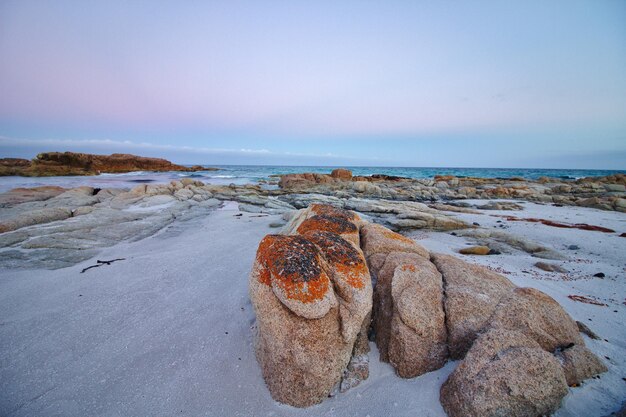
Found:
<box><xmin>1</xmin><ymin>201</ymin><xmax>624</xmax><ymax>416</ymax></box>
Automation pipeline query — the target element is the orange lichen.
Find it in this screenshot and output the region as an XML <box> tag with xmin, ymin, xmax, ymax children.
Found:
<box><xmin>400</xmin><ymin>264</ymin><xmax>417</xmax><ymax>272</ymax></box>
<box><xmin>310</xmin><ymin>204</ymin><xmax>358</xmax><ymax>221</ymax></box>
<box><xmin>302</xmin><ymin>230</ymin><xmax>368</xmax><ymax>289</ymax></box>
<box><xmin>334</xmin><ymin>262</ymin><xmax>368</xmax><ymax>289</ymax></box>
<box><xmin>297</xmin><ymin>214</ymin><xmax>358</xmax><ymax>236</ymax></box>
<box><xmin>254</xmin><ymin>234</ymin><xmax>330</xmax><ymax>303</ymax></box>
<box><xmin>381</xmin><ymin>228</ymin><xmax>415</xmax><ymax>244</ymax></box>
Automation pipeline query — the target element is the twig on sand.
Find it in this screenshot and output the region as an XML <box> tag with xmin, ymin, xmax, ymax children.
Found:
<box><xmin>567</xmin><ymin>295</ymin><xmax>608</xmax><ymax>307</ymax></box>
<box><xmin>80</xmin><ymin>258</ymin><xmax>126</xmax><ymax>274</ymax></box>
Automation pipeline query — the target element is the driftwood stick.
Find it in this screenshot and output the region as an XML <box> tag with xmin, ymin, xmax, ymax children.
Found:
<box><xmin>80</xmin><ymin>258</ymin><xmax>126</xmax><ymax>273</ymax></box>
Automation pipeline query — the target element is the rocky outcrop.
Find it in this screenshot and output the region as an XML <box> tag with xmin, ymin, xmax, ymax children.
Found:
<box><xmin>0</xmin><ymin>207</ymin><xmax>73</xmax><ymax>233</ymax></box>
<box><xmin>0</xmin><ymin>186</ymin><xmax>66</xmax><ymax>206</ymax></box>
<box><xmin>250</xmin><ymin>204</ymin><xmax>606</xmax><ymax>416</ymax></box>
<box><xmin>0</xmin><ymin>152</ymin><xmax>217</xmax><ymax>176</ymax></box>
<box><xmin>0</xmin><ymin>180</ymin><xmax>223</xmax><ymax>269</ymax></box>
<box><xmin>249</xmin><ymin>207</ymin><xmax>607</xmax><ymax>412</ymax></box>
<box><xmin>249</xmin><ymin>205</ymin><xmax>372</xmax><ymax>407</ymax></box>
<box><xmin>276</xmin><ymin>169</ymin><xmax>626</xmax><ymax>212</ymax></box>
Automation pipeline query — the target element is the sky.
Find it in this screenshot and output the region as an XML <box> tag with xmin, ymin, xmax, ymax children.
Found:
<box><xmin>0</xmin><ymin>0</ymin><xmax>625</xmax><ymax>168</ymax></box>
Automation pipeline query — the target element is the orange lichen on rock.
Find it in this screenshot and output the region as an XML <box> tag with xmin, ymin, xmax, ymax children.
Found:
<box><xmin>381</xmin><ymin>228</ymin><xmax>415</xmax><ymax>244</ymax></box>
<box><xmin>309</xmin><ymin>204</ymin><xmax>359</xmax><ymax>222</ymax></box>
<box><xmin>254</xmin><ymin>234</ymin><xmax>330</xmax><ymax>303</ymax></box>
<box><xmin>303</xmin><ymin>230</ymin><xmax>368</xmax><ymax>289</ymax></box>
<box><xmin>297</xmin><ymin>214</ymin><xmax>358</xmax><ymax>236</ymax></box>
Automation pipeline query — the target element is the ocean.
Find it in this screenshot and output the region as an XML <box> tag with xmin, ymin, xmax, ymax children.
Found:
<box><xmin>0</xmin><ymin>165</ymin><xmax>624</xmax><ymax>194</ymax></box>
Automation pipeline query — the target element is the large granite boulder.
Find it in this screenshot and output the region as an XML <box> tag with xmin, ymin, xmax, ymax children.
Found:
<box><xmin>360</xmin><ymin>222</ymin><xmax>429</xmax><ymax>260</ymax></box>
<box><xmin>441</xmin><ymin>328</ymin><xmax>569</xmax><ymax>417</ymax></box>
<box><xmin>249</xmin><ymin>235</ymin><xmax>344</xmax><ymax>407</ymax></box>
<box><xmin>249</xmin><ymin>205</ymin><xmax>372</xmax><ymax>407</ymax></box>
<box><xmin>386</xmin><ymin>262</ymin><xmax>447</xmax><ymax>377</ymax></box>
<box><xmin>370</xmin><ymin>251</ymin><xmax>447</xmax><ymax>379</ymax></box>
<box><xmin>430</xmin><ymin>253</ymin><xmax>516</xmax><ymax>359</ymax></box>
<box><xmin>372</xmin><ymin>251</ymin><xmax>428</xmax><ymax>362</ymax></box>
<box><xmin>489</xmin><ymin>287</ymin><xmax>584</xmax><ymax>352</ymax></box>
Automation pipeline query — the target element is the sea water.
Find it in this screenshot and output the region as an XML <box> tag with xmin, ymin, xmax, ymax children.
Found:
<box><xmin>0</xmin><ymin>165</ymin><xmax>624</xmax><ymax>194</ymax></box>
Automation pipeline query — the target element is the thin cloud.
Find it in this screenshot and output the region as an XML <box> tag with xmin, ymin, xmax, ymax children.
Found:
<box><xmin>0</xmin><ymin>135</ymin><xmax>382</xmax><ymax>162</ymax></box>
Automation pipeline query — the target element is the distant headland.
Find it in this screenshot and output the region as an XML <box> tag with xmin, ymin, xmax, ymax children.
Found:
<box><xmin>0</xmin><ymin>152</ymin><xmax>217</xmax><ymax>177</ymax></box>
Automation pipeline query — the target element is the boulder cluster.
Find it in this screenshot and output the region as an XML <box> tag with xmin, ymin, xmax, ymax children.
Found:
<box><xmin>249</xmin><ymin>204</ymin><xmax>607</xmax><ymax>415</ymax></box>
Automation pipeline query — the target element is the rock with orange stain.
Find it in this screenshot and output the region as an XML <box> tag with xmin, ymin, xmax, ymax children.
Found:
<box><xmin>330</xmin><ymin>168</ymin><xmax>353</xmax><ymax>180</ymax></box>
<box><xmin>283</xmin><ymin>203</ymin><xmax>362</xmax><ymax>246</ymax></box>
<box><xmin>251</xmin><ymin>234</ymin><xmax>336</xmax><ymax>319</ymax></box>
<box><xmin>249</xmin><ymin>229</ymin><xmax>373</xmax><ymax>407</ymax></box>
<box><xmin>302</xmin><ymin>230</ymin><xmax>372</xmax><ymax>344</ymax></box>
<box><xmin>309</xmin><ymin>203</ymin><xmax>359</xmax><ymax>222</ymax></box>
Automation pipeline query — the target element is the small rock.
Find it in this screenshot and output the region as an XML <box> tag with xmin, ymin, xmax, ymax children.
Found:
<box><xmin>487</xmin><ymin>249</ymin><xmax>501</xmax><ymax>255</ymax></box>
<box><xmin>459</xmin><ymin>246</ymin><xmax>491</xmax><ymax>255</ymax></box>
<box><xmin>593</xmin><ymin>272</ymin><xmax>605</xmax><ymax>278</ymax></box>
<box><xmin>269</xmin><ymin>222</ymin><xmax>285</xmax><ymax>228</ymax></box>
<box><xmin>576</xmin><ymin>321</ymin><xmax>601</xmax><ymax>340</ymax></box>
<box><xmin>330</xmin><ymin>168</ymin><xmax>352</xmax><ymax>180</ymax></box>
<box><xmin>534</xmin><ymin>262</ymin><xmax>568</xmax><ymax>273</ymax></box>
<box><xmin>567</xmin><ymin>245</ymin><xmax>580</xmax><ymax>250</ymax></box>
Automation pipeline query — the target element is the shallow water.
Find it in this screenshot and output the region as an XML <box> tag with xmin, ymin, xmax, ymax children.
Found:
<box><xmin>0</xmin><ymin>165</ymin><xmax>624</xmax><ymax>193</ymax></box>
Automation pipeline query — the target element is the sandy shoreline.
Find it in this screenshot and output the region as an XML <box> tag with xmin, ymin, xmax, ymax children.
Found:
<box><xmin>0</xmin><ymin>197</ymin><xmax>624</xmax><ymax>416</ymax></box>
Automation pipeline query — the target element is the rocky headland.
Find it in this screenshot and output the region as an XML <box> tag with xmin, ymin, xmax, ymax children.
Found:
<box><xmin>0</xmin><ymin>152</ymin><xmax>216</xmax><ymax>176</ymax></box>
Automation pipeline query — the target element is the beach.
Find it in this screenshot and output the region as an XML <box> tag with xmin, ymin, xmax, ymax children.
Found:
<box><xmin>0</xmin><ymin>173</ymin><xmax>624</xmax><ymax>416</ymax></box>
